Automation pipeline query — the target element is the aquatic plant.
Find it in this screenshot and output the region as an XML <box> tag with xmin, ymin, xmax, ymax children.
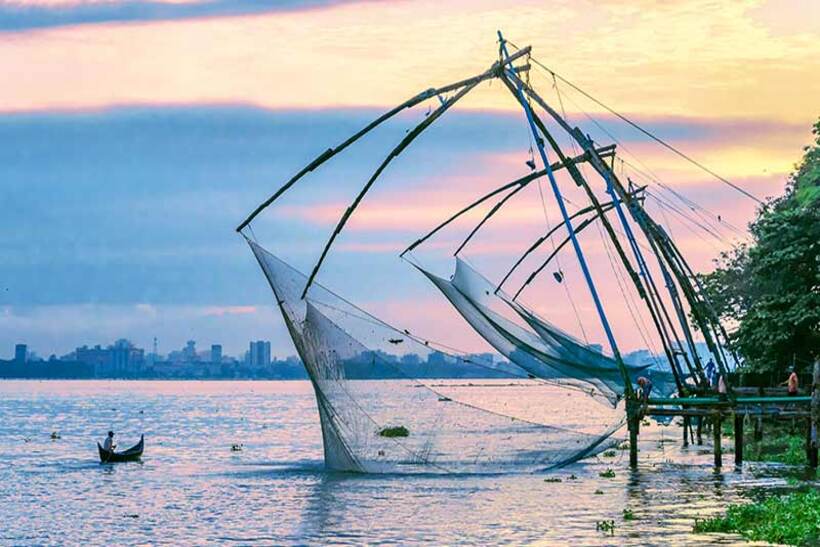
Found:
<box><xmin>543</xmin><ymin>477</ymin><xmax>563</xmax><ymax>483</ymax></box>
<box><xmin>378</xmin><ymin>426</ymin><xmax>410</xmax><ymax>438</ymax></box>
<box><xmin>747</xmin><ymin>433</ymin><xmax>806</xmax><ymax>466</ymax></box>
<box><xmin>595</xmin><ymin>520</ymin><xmax>615</xmax><ymax>534</ymax></box>
<box><xmin>622</xmin><ymin>508</ymin><xmax>635</xmax><ymax>521</ymax></box>
<box><xmin>693</xmin><ymin>490</ymin><xmax>820</xmax><ymax>546</ymax></box>
<box><xmin>602</xmin><ymin>450</ymin><xmax>617</xmax><ymax>458</ymax></box>
<box><xmin>594</xmin><ymin>489</ymin><xmax>604</xmax><ymax>495</ymax></box>
<box><xmin>598</xmin><ymin>468</ymin><xmax>616</xmax><ymax>478</ymax></box>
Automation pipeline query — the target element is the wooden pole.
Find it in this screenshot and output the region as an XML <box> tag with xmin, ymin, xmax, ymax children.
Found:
<box><xmin>713</xmin><ymin>413</ymin><xmax>722</xmax><ymax>468</ymax></box>
<box><xmin>682</xmin><ymin>416</ymin><xmax>690</xmax><ymax>448</ymax></box>
<box><xmin>811</xmin><ymin>361</ymin><xmax>819</xmax><ymax>468</ymax></box>
<box><xmin>734</xmin><ymin>413</ymin><xmax>743</xmax><ymax>467</ymax></box>
<box><xmin>696</xmin><ymin>416</ymin><xmax>703</xmax><ymax>445</ymax></box>
<box><xmin>627</xmin><ymin>399</ymin><xmax>639</xmax><ymax>468</ymax></box>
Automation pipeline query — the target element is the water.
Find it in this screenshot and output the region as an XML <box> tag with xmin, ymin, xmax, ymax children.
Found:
<box><xmin>0</xmin><ymin>380</ymin><xmax>795</xmax><ymax>545</ymax></box>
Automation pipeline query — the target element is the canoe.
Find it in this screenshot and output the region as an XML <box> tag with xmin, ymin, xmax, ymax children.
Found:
<box><xmin>98</xmin><ymin>435</ymin><xmax>144</xmax><ymax>463</ymax></box>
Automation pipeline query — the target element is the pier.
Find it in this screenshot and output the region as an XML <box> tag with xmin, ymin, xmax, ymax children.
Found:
<box><xmin>629</xmin><ymin>363</ymin><xmax>820</xmax><ymax>469</ymax></box>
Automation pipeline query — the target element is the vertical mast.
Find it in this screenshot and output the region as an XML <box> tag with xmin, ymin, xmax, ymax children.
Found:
<box><xmin>497</xmin><ymin>31</ymin><xmax>634</xmax><ymax>398</ymax></box>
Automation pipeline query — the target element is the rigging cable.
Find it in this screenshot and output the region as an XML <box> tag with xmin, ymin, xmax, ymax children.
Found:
<box><xmin>522</xmin><ymin>59</ymin><xmax>750</xmax><ymax>246</ymax></box>
<box><xmin>505</xmin><ymin>41</ymin><xmax>765</xmax><ymax>205</ymax></box>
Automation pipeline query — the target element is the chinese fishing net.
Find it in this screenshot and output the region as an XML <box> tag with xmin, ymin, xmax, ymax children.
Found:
<box><xmin>415</xmin><ymin>257</ymin><xmax>678</xmax><ymax>407</ymax></box>
<box><xmin>248</xmin><ymin>239</ymin><xmax>624</xmax><ymax>473</ymax></box>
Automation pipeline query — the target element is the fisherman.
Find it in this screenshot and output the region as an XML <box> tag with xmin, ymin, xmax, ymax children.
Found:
<box><xmin>637</xmin><ymin>376</ymin><xmax>653</xmax><ymax>403</ymax></box>
<box><xmin>704</xmin><ymin>358</ymin><xmax>717</xmax><ymax>390</ymax></box>
<box><xmin>102</xmin><ymin>431</ymin><xmax>116</xmax><ymax>452</ymax></box>
<box><xmin>783</xmin><ymin>369</ymin><xmax>800</xmax><ymax>397</ymax></box>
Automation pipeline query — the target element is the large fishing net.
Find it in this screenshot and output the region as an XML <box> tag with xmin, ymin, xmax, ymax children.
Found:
<box><xmin>249</xmin><ymin>239</ymin><xmax>624</xmax><ymax>473</ymax></box>
<box><xmin>416</xmin><ymin>258</ymin><xmax>678</xmax><ymax>407</ymax></box>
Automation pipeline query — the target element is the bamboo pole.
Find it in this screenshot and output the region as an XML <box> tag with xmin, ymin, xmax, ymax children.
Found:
<box><xmin>236</xmin><ymin>52</ymin><xmax>531</xmax><ymax>233</ymax></box>
<box><xmin>401</xmin><ymin>148</ymin><xmax>607</xmax><ymax>257</ymax></box>
<box><xmin>502</xmin><ymin>72</ymin><xmax>689</xmax><ymax>396</ymax></box>
<box><xmin>301</xmin><ymin>80</ymin><xmax>479</xmax><ymax>298</ymax></box>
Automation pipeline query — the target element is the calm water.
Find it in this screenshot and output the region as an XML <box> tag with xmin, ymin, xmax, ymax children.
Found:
<box><xmin>0</xmin><ymin>380</ymin><xmax>798</xmax><ymax>545</ymax></box>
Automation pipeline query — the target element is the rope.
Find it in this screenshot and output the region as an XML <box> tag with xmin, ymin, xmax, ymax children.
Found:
<box><xmin>506</xmin><ymin>41</ymin><xmax>765</xmax><ymax>205</ymax></box>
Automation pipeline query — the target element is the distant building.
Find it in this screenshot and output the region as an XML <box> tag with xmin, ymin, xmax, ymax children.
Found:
<box><xmin>249</xmin><ymin>341</ymin><xmax>271</xmax><ymax>368</ymax></box>
<box><xmin>183</xmin><ymin>340</ymin><xmax>197</xmax><ymax>362</ymax></box>
<box><xmin>76</xmin><ymin>340</ymin><xmax>144</xmax><ymax>377</ymax></box>
<box><xmin>211</xmin><ymin>344</ymin><xmax>222</xmax><ymax>364</ymax></box>
<box><xmin>14</xmin><ymin>344</ymin><xmax>27</xmax><ymax>363</ymax></box>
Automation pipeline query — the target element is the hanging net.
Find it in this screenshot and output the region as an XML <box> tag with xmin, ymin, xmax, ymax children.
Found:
<box><xmin>248</xmin><ymin>239</ymin><xmax>624</xmax><ymax>473</ymax></box>
<box><xmin>415</xmin><ymin>258</ymin><xmax>677</xmax><ymax>407</ymax></box>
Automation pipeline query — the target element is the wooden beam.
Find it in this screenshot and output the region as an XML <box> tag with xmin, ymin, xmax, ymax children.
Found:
<box><xmin>648</xmin><ymin>396</ymin><xmax>812</xmax><ymax>406</ymax></box>
<box><xmin>714</xmin><ymin>413</ymin><xmax>722</xmax><ymax>468</ymax></box>
<box><xmin>734</xmin><ymin>413</ymin><xmax>743</xmax><ymax>467</ymax></box>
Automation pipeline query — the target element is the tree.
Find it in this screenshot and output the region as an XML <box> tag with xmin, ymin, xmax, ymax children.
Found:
<box><xmin>699</xmin><ymin>119</ymin><xmax>820</xmax><ymax>375</ymax></box>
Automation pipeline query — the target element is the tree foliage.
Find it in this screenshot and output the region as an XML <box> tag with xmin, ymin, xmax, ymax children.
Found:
<box><xmin>699</xmin><ymin>119</ymin><xmax>820</xmax><ymax>374</ymax></box>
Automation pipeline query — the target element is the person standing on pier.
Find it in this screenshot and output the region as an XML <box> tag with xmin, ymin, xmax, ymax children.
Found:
<box><xmin>704</xmin><ymin>358</ymin><xmax>717</xmax><ymax>390</ymax></box>
<box><xmin>636</xmin><ymin>376</ymin><xmax>653</xmax><ymax>418</ymax></box>
<box><xmin>784</xmin><ymin>369</ymin><xmax>799</xmax><ymax>397</ymax></box>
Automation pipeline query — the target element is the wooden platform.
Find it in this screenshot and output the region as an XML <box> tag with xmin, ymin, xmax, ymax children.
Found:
<box><xmin>626</xmin><ymin>366</ymin><xmax>819</xmax><ymax>470</ymax></box>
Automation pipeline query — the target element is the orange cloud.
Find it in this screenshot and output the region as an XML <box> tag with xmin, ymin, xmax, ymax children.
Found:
<box><xmin>0</xmin><ymin>0</ymin><xmax>817</xmax><ymax>124</ymax></box>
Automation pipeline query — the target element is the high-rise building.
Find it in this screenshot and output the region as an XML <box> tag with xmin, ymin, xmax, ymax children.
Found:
<box><xmin>14</xmin><ymin>344</ymin><xmax>27</xmax><ymax>363</ymax></box>
<box><xmin>183</xmin><ymin>340</ymin><xmax>197</xmax><ymax>362</ymax></box>
<box><xmin>249</xmin><ymin>341</ymin><xmax>271</xmax><ymax>368</ymax></box>
<box><xmin>211</xmin><ymin>344</ymin><xmax>223</xmax><ymax>364</ymax></box>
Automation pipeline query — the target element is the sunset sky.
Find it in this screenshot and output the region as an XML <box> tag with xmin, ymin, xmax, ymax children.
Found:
<box><xmin>1</xmin><ymin>0</ymin><xmax>818</xmax><ymax>358</ymax></box>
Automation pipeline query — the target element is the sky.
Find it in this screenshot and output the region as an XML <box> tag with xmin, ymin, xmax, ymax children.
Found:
<box><xmin>0</xmin><ymin>0</ymin><xmax>818</xmax><ymax>359</ymax></box>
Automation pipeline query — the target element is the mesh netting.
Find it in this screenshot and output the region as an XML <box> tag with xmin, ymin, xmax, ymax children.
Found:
<box><xmin>249</xmin><ymin>240</ymin><xmax>624</xmax><ymax>473</ymax></box>
<box><xmin>416</xmin><ymin>258</ymin><xmax>677</xmax><ymax>406</ymax></box>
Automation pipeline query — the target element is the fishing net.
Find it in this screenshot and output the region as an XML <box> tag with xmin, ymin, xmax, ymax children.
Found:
<box><xmin>248</xmin><ymin>239</ymin><xmax>624</xmax><ymax>473</ymax></box>
<box><xmin>415</xmin><ymin>258</ymin><xmax>677</xmax><ymax>406</ymax></box>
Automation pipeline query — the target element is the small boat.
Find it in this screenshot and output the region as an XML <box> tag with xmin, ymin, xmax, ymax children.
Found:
<box><xmin>98</xmin><ymin>435</ymin><xmax>144</xmax><ymax>463</ymax></box>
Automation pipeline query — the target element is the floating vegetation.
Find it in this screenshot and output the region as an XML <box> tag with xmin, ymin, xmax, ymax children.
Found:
<box><xmin>543</xmin><ymin>477</ymin><xmax>563</xmax><ymax>483</ymax></box>
<box><xmin>693</xmin><ymin>490</ymin><xmax>820</xmax><ymax>546</ymax></box>
<box><xmin>594</xmin><ymin>489</ymin><xmax>604</xmax><ymax>495</ymax></box>
<box><xmin>622</xmin><ymin>508</ymin><xmax>635</xmax><ymax>521</ymax></box>
<box><xmin>437</xmin><ymin>396</ymin><xmax>452</xmax><ymax>402</ymax></box>
<box><xmin>599</xmin><ymin>468</ymin><xmax>616</xmax><ymax>478</ymax></box>
<box><xmin>596</xmin><ymin>520</ymin><xmax>615</xmax><ymax>534</ymax></box>
<box><xmin>50</xmin><ymin>432</ymin><xmax>61</xmax><ymax>440</ymax></box>
<box><xmin>602</xmin><ymin>450</ymin><xmax>617</xmax><ymax>458</ymax></box>
<box><xmin>568</xmin><ymin>474</ymin><xmax>578</xmax><ymax>480</ymax></box>
<box><xmin>378</xmin><ymin>426</ymin><xmax>410</xmax><ymax>438</ymax></box>
<box><xmin>230</xmin><ymin>444</ymin><xmax>244</xmax><ymax>452</ymax></box>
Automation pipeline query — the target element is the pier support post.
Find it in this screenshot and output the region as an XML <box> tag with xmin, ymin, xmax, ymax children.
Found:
<box><xmin>713</xmin><ymin>413</ymin><xmax>722</xmax><ymax>468</ymax></box>
<box><xmin>682</xmin><ymin>416</ymin><xmax>690</xmax><ymax>448</ymax></box>
<box><xmin>811</xmin><ymin>361</ymin><xmax>819</xmax><ymax>469</ymax></box>
<box><xmin>627</xmin><ymin>399</ymin><xmax>639</xmax><ymax>469</ymax></box>
<box><xmin>734</xmin><ymin>413</ymin><xmax>743</xmax><ymax>467</ymax></box>
<box><xmin>696</xmin><ymin>416</ymin><xmax>703</xmax><ymax>445</ymax></box>
<box><xmin>754</xmin><ymin>415</ymin><xmax>763</xmax><ymax>442</ymax></box>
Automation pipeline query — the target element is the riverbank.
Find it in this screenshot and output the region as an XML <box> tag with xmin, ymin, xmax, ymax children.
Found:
<box><xmin>694</xmin><ymin>489</ymin><xmax>820</xmax><ymax>545</ymax></box>
<box><xmin>694</xmin><ymin>421</ymin><xmax>820</xmax><ymax>545</ymax></box>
